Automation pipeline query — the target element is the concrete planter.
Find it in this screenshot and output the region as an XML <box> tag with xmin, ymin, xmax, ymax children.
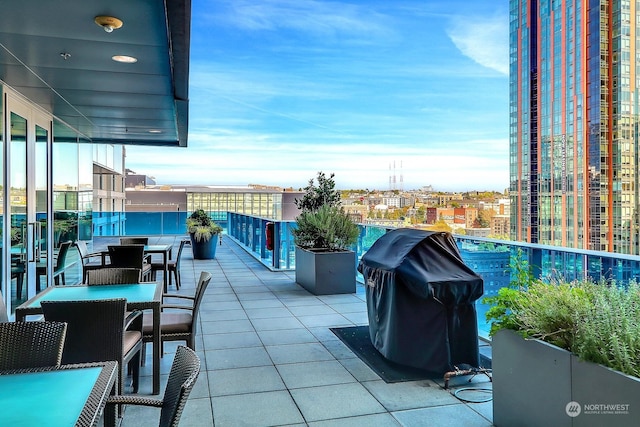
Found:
<box><xmin>189</xmin><ymin>233</ymin><xmax>219</xmax><ymax>259</ymax></box>
<box><xmin>493</xmin><ymin>329</ymin><xmax>639</xmax><ymax>427</ymax></box>
<box><xmin>295</xmin><ymin>247</ymin><xmax>356</xmax><ymax>295</ymax></box>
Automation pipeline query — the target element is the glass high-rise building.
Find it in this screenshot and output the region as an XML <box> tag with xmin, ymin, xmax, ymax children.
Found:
<box><xmin>510</xmin><ymin>0</ymin><xmax>640</xmax><ymax>254</ymax></box>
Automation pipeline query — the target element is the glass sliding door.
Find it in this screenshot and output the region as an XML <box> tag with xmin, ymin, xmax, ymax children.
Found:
<box><xmin>4</xmin><ymin>90</ymin><xmax>51</xmax><ymax>313</ymax></box>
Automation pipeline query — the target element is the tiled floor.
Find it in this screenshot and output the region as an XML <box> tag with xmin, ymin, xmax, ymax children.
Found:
<box><xmin>97</xmin><ymin>235</ymin><xmax>493</xmax><ymax>427</ymax></box>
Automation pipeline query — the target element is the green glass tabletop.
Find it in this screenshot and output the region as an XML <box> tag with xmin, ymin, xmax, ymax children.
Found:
<box><xmin>24</xmin><ymin>283</ymin><xmax>158</xmax><ymax>308</ymax></box>
<box><xmin>0</xmin><ymin>367</ymin><xmax>101</xmax><ymax>427</ymax></box>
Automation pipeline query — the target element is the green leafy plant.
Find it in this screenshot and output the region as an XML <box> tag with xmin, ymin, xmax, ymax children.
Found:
<box><xmin>485</xmin><ymin>251</ymin><xmax>640</xmax><ymax>377</ymax></box>
<box><xmin>295</xmin><ymin>171</ymin><xmax>341</xmax><ymax>212</ymax></box>
<box><xmin>186</xmin><ymin>209</ymin><xmax>222</xmax><ymax>242</ymax></box>
<box><xmin>293</xmin><ymin>205</ymin><xmax>359</xmax><ymax>251</ymax></box>
<box><xmin>293</xmin><ymin>172</ymin><xmax>358</xmax><ymax>252</ymax></box>
<box><xmin>483</xmin><ymin>249</ymin><xmax>534</xmax><ymax>336</ymax></box>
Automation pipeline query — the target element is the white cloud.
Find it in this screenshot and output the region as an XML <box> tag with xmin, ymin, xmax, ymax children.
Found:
<box><xmin>446</xmin><ymin>13</ymin><xmax>509</xmax><ymax>75</ymax></box>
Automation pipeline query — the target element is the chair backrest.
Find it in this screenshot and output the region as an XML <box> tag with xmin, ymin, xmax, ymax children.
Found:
<box><xmin>159</xmin><ymin>345</ymin><xmax>201</xmax><ymax>427</ymax></box>
<box><xmin>54</xmin><ymin>241</ymin><xmax>73</xmax><ymax>272</ymax></box>
<box><xmin>0</xmin><ymin>321</ymin><xmax>68</xmax><ymax>370</ymax></box>
<box><xmin>120</xmin><ymin>237</ymin><xmax>149</xmax><ymax>245</ymax></box>
<box><xmin>75</xmin><ymin>240</ymin><xmax>93</xmax><ymax>261</ymax></box>
<box><xmin>191</xmin><ymin>271</ymin><xmax>212</xmax><ymax>327</ymax></box>
<box><xmin>108</xmin><ymin>245</ymin><xmax>146</xmax><ymax>269</ymax></box>
<box><xmin>86</xmin><ymin>268</ymin><xmax>141</xmax><ymax>285</ymax></box>
<box><xmin>41</xmin><ymin>299</ymin><xmax>126</xmax><ymax>365</ymax></box>
<box><xmin>174</xmin><ymin>239</ymin><xmax>187</xmax><ymax>268</ymax></box>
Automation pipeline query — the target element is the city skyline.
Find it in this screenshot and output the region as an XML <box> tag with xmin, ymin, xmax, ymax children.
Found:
<box><xmin>126</xmin><ymin>0</ymin><xmax>509</xmax><ymax>191</ymax></box>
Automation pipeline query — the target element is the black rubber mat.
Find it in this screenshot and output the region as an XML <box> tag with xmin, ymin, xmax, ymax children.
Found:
<box><xmin>331</xmin><ymin>325</ymin><xmax>440</xmax><ymax>383</ymax></box>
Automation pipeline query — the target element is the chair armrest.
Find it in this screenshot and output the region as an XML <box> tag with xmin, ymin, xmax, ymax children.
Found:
<box><xmin>162</xmin><ymin>293</ymin><xmax>195</xmax><ymax>301</ymax></box>
<box><xmin>107</xmin><ymin>394</ymin><xmax>163</xmax><ymax>407</ymax></box>
<box><xmin>124</xmin><ymin>310</ymin><xmax>143</xmax><ymax>333</ymax></box>
<box><xmin>160</xmin><ymin>304</ymin><xmax>194</xmax><ymax>311</ymax></box>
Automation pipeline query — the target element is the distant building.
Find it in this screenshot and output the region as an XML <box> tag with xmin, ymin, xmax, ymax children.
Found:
<box><xmin>491</xmin><ymin>215</ymin><xmax>510</xmax><ymax>237</ymax></box>
<box><xmin>125</xmin><ymin>184</ymin><xmax>302</xmax><ymax>221</ymax></box>
<box><xmin>466</xmin><ymin>228</ymin><xmax>491</xmax><ymax>238</ymax></box>
<box><xmin>125</xmin><ymin>169</ymin><xmax>156</xmax><ymax>188</ymax></box>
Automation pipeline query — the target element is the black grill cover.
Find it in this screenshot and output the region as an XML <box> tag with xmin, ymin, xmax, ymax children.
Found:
<box><xmin>358</xmin><ymin>228</ymin><xmax>484</xmax><ymax>374</ymax></box>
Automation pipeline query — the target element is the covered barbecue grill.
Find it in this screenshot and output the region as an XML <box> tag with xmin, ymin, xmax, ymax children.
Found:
<box><xmin>358</xmin><ymin>228</ymin><xmax>484</xmax><ymax>374</ymax></box>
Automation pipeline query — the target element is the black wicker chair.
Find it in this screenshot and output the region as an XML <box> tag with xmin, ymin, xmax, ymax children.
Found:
<box><xmin>106</xmin><ymin>345</ymin><xmax>200</xmax><ymax>427</ymax></box>
<box><xmin>120</xmin><ymin>237</ymin><xmax>149</xmax><ymax>245</ymax></box>
<box><xmin>107</xmin><ymin>245</ymin><xmax>152</xmax><ymax>281</ymax></box>
<box><xmin>40</xmin><ymin>298</ymin><xmax>143</xmax><ymax>395</ymax></box>
<box><xmin>86</xmin><ymin>267</ymin><xmax>142</xmax><ymax>285</ymax></box>
<box><xmin>141</xmin><ymin>271</ymin><xmax>212</xmax><ymax>365</ymax></box>
<box><xmin>76</xmin><ymin>240</ymin><xmax>104</xmax><ymax>283</ymax></box>
<box><xmin>0</xmin><ymin>321</ymin><xmax>67</xmax><ymax>370</ymax></box>
<box><xmin>151</xmin><ymin>239</ymin><xmax>187</xmax><ymax>290</ymax></box>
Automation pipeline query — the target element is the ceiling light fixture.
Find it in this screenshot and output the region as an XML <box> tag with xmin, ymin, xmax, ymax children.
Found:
<box><xmin>148</xmin><ymin>130</ymin><xmax>162</xmax><ymax>134</ymax></box>
<box><xmin>112</xmin><ymin>55</ymin><xmax>137</xmax><ymax>63</ymax></box>
<box><xmin>94</xmin><ymin>15</ymin><xmax>123</xmax><ymax>33</ymax></box>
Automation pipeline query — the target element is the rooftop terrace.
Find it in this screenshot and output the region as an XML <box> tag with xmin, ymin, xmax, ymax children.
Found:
<box><xmin>94</xmin><ymin>235</ymin><xmax>493</xmax><ymax>427</ymax></box>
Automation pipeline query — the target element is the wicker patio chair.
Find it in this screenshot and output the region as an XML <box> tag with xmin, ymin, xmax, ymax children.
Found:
<box><xmin>40</xmin><ymin>298</ymin><xmax>143</xmax><ymax>395</ymax></box>
<box><xmin>141</xmin><ymin>271</ymin><xmax>212</xmax><ymax>365</ymax></box>
<box><xmin>120</xmin><ymin>237</ymin><xmax>149</xmax><ymax>245</ymax></box>
<box><xmin>107</xmin><ymin>245</ymin><xmax>152</xmax><ymax>281</ymax></box>
<box><xmin>105</xmin><ymin>345</ymin><xmax>200</xmax><ymax>427</ymax></box>
<box><xmin>0</xmin><ymin>321</ymin><xmax>67</xmax><ymax>370</ymax></box>
<box><xmin>34</xmin><ymin>240</ymin><xmax>73</xmax><ymax>292</ymax></box>
<box><xmin>151</xmin><ymin>239</ymin><xmax>187</xmax><ymax>290</ymax></box>
<box><xmin>86</xmin><ymin>268</ymin><xmax>142</xmax><ymax>285</ymax></box>
<box><xmin>76</xmin><ymin>240</ymin><xmax>104</xmax><ymax>283</ymax></box>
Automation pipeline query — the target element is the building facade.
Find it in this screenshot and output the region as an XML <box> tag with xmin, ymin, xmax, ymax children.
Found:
<box><xmin>510</xmin><ymin>0</ymin><xmax>640</xmax><ymax>254</ymax></box>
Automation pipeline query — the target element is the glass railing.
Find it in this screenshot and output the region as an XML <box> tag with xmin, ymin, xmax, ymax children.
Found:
<box><xmin>94</xmin><ymin>211</ymin><xmax>640</xmax><ymax>339</ymax></box>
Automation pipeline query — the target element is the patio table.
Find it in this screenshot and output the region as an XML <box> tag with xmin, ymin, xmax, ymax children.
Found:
<box><xmin>15</xmin><ymin>282</ymin><xmax>163</xmax><ymax>394</ymax></box>
<box><xmin>0</xmin><ymin>361</ymin><xmax>117</xmax><ymax>427</ymax></box>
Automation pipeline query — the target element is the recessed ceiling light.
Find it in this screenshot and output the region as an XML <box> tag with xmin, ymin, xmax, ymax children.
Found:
<box><xmin>149</xmin><ymin>130</ymin><xmax>162</xmax><ymax>134</ymax></box>
<box><xmin>112</xmin><ymin>55</ymin><xmax>137</xmax><ymax>63</ymax></box>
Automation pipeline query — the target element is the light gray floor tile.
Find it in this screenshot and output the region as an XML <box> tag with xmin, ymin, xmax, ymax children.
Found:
<box><xmin>288</xmin><ymin>304</ymin><xmax>337</xmax><ymax>316</ymax></box>
<box><xmin>199</xmin><ymin>309</ymin><xmax>248</xmax><ymax>322</ymax></box>
<box><xmin>211</xmin><ymin>391</ymin><xmax>304</xmax><ymax>427</ymax></box>
<box><xmin>392</xmin><ymin>404</ymin><xmax>493</xmax><ymax>427</ymax></box>
<box><xmin>323</xmin><ymin>338</ymin><xmax>357</xmax><ymax>359</ymax></box>
<box><xmin>208</xmin><ymin>365</ymin><xmax>286</xmax><ymax>396</ymax></box>
<box><xmin>251</xmin><ymin>316</ymin><xmax>305</xmax><ymax>331</ymax></box>
<box><xmin>245</xmin><ymin>306</ymin><xmax>293</xmax><ymax>319</ymax></box>
<box><xmin>277</xmin><ymin>360</ymin><xmax>357</xmax><ymax>389</ymax></box>
<box><xmin>341</xmin><ymin>311</ymin><xmax>370</xmax><ymax>325</ymax></box>
<box><xmin>291</xmin><ymin>383</ymin><xmax>386</xmax><ymax>422</ymax></box>
<box><xmin>309</xmin><ymin>413</ymin><xmax>402</xmax><ymax>427</ymax></box>
<box><xmin>329</xmin><ymin>302</ymin><xmax>368</xmax><ymax>314</ymax></box>
<box><xmin>202</xmin><ymin>331</ymin><xmax>262</xmax><ymax>350</ymax></box>
<box><xmin>201</xmin><ymin>319</ymin><xmax>255</xmax><ymax>334</ymax></box>
<box><xmin>297</xmin><ymin>313</ymin><xmax>352</xmax><ymax>328</ymax></box>
<box><xmin>363</xmin><ymin>380</ymin><xmax>459</xmax><ymax>411</ymax></box>
<box><xmin>338</xmin><ymin>357</ymin><xmax>381</xmax><ymax>382</ymax></box>
<box><xmin>205</xmin><ymin>346</ymin><xmax>272</xmax><ymax>370</ymax></box>
<box><xmin>240</xmin><ymin>299</ymin><xmax>285</xmax><ymax>309</ymax></box>
<box><xmin>257</xmin><ymin>328</ymin><xmax>318</xmax><ymax>345</ymax></box>
<box><xmin>266</xmin><ymin>342</ymin><xmax>335</xmax><ymax>364</ymax></box>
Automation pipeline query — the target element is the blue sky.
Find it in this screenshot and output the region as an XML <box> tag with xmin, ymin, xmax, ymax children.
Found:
<box><xmin>126</xmin><ymin>0</ymin><xmax>509</xmax><ymax>191</ymax></box>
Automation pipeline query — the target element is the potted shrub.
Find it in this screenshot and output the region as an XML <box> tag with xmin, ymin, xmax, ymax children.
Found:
<box><xmin>292</xmin><ymin>172</ymin><xmax>359</xmax><ymax>295</ymax></box>
<box><xmin>487</xmin><ymin>252</ymin><xmax>640</xmax><ymax>427</ymax></box>
<box><xmin>186</xmin><ymin>209</ymin><xmax>223</xmax><ymax>259</ymax></box>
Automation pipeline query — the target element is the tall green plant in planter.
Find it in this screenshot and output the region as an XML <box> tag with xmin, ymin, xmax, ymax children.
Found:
<box><xmin>293</xmin><ymin>172</ymin><xmax>359</xmax><ymax>295</ymax></box>
<box><xmin>487</xmin><ymin>254</ymin><xmax>640</xmax><ymax>426</ymax></box>
<box><xmin>186</xmin><ymin>209</ymin><xmax>222</xmax><ymax>260</ymax></box>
